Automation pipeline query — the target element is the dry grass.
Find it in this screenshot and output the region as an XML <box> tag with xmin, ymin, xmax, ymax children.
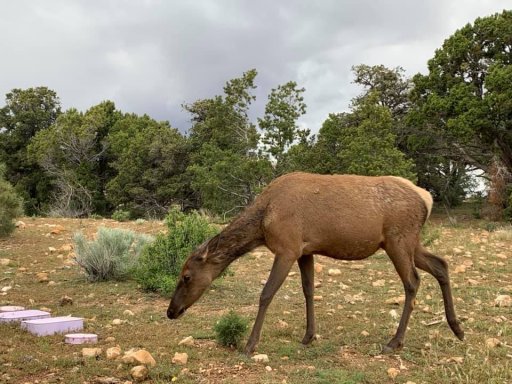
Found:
<box><xmin>0</xmin><ymin>215</ymin><xmax>511</xmax><ymax>384</ymax></box>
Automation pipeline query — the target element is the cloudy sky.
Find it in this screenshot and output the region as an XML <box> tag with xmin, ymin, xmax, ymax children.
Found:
<box><xmin>0</xmin><ymin>0</ymin><xmax>507</xmax><ymax>133</ymax></box>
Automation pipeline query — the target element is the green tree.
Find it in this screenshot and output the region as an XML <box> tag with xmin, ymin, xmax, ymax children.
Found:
<box><xmin>107</xmin><ymin>114</ymin><xmax>190</xmax><ymax>217</ymax></box>
<box><xmin>259</xmin><ymin>81</ymin><xmax>308</xmax><ymax>174</ymax></box>
<box><xmin>28</xmin><ymin>101</ymin><xmax>121</xmax><ymax>216</ymax></box>
<box><xmin>0</xmin><ymin>163</ymin><xmax>23</xmax><ymax>237</ymax></box>
<box><xmin>410</xmin><ymin>10</ymin><xmax>512</xmax><ymax>176</ymax></box>
<box><xmin>0</xmin><ymin>87</ymin><xmax>61</xmax><ymax>214</ymax></box>
<box><xmin>185</xmin><ymin>70</ymin><xmax>272</xmax><ymax>215</ymax></box>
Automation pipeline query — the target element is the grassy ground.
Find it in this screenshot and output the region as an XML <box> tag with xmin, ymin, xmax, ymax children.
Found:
<box><xmin>0</xmin><ymin>213</ymin><xmax>511</xmax><ymax>384</ymax></box>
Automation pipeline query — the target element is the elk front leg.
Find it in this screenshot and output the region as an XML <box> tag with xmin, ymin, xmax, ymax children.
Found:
<box><xmin>244</xmin><ymin>254</ymin><xmax>296</xmax><ymax>355</ymax></box>
<box><xmin>298</xmin><ymin>254</ymin><xmax>316</xmax><ymax>345</ymax></box>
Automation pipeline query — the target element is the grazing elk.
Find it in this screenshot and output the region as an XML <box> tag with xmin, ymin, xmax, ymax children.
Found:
<box><xmin>167</xmin><ymin>172</ymin><xmax>464</xmax><ymax>354</ymax></box>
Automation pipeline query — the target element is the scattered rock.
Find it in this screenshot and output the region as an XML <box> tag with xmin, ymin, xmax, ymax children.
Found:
<box><xmin>314</xmin><ymin>263</ymin><xmax>323</xmax><ymax>273</ymax></box>
<box><xmin>106</xmin><ymin>346</ymin><xmax>122</xmax><ymax>360</ymax></box>
<box><xmin>288</xmin><ymin>271</ymin><xmax>297</xmax><ymax>277</ymax></box>
<box><xmin>48</xmin><ymin>247</ymin><xmax>57</xmax><ymax>253</ymax></box>
<box><xmin>313</xmin><ymin>295</ymin><xmax>323</xmax><ymax>301</ymax></box>
<box><xmin>495</xmin><ymin>295</ymin><xmax>512</xmax><ymax>307</ymax></box>
<box><xmin>59</xmin><ymin>295</ymin><xmax>73</xmax><ymax>306</ymax></box>
<box><xmin>360</xmin><ymin>330</ymin><xmax>370</xmax><ymax>337</ymax></box>
<box><xmin>50</xmin><ymin>225</ymin><xmax>65</xmax><ymax>235</ymax></box>
<box><xmin>387</xmin><ymin>367</ymin><xmax>400</xmax><ymax>379</ymax></box>
<box><xmin>112</xmin><ymin>318</ymin><xmax>123</xmax><ymax>325</ymax></box>
<box><xmin>122</xmin><ymin>349</ymin><xmax>156</xmax><ymax>367</ymax></box>
<box><xmin>130</xmin><ymin>365</ymin><xmax>148</xmax><ymax>382</ymax></box>
<box><xmin>59</xmin><ymin>244</ymin><xmax>73</xmax><ymax>253</ymax></box>
<box><xmin>385</xmin><ymin>296</ymin><xmax>405</xmax><ymax>305</ymax></box>
<box><xmin>15</xmin><ymin>220</ymin><xmax>26</xmax><ymax>229</ymax></box>
<box><xmin>48</xmin><ymin>281</ymin><xmax>56</xmax><ymax>286</ymax></box>
<box><xmin>485</xmin><ymin>338</ymin><xmax>501</xmax><ymax>348</ymax></box>
<box><xmin>123</xmin><ymin>309</ymin><xmax>135</xmax><ymax>316</ymax></box>
<box><xmin>452</xmin><ymin>247</ymin><xmax>463</xmax><ymax>255</ymax></box>
<box><xmin>0</xmin><ymin>258</ymin><xmax>11</xmax><ymax>266</ymax></box>
<box><xmin>389</xmin><ymin>309</ymin><xmax>399</xmax><ymax>319</ymax></box>
<box><xmin>36</xmin><ymin>272</ymin><xmax>49</xmax><ymax>283</ymax></box>
<box><xmin>251</xmin><ymin>354</ymin><xmax>269</xmax><ymax>363</ymax></box>
<box><xmin>327</xmin><ymin>268</ymin><xmax>341</xmax><ymax>276</ymax></box>
<box><xmin>453</xmin><ymin>265</ymin><xmax>466</xmax><ymax>274</ymax></box>
<box><xmin>105</xmin><ymin>336</ymin><xmax>116</xmax><ymax>343</ymax></box>
<box><xmin>372</xmin><ymin>279</ymin><xmax>385</xmax><ymax>287</ymax></box>
<box><xmin>82</xmin><ymin>347</ymin><xmax>102</xmax><ymax>358</ymax></box>
<box><xmin>265</xmin><ymin>365</ymin><xmax>272</xmax><ymax>372</ymax></box>
<box><xmin>178</xmin><ymin>336</ymin><xmax>194</xmax><ymax>346</ymax></box>
<box><xmin>1</xmin><ymin>286</ymin><xmax>12</xmax><ymax>293</ymax></box>
<box><xmin>172</xmin><ymin>352</ymin><xmax>188</xmax><ymax>365</ymax></box>
<box><xmin>277</xmin><ymin>319</ymin><xmax>288</xmax><ymax>328</ymax></box>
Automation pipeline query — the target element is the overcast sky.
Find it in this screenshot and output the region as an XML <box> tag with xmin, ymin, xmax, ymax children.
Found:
<box><xmin>0</xmin><ymin>0</ymin><xmax>508</xmax><ymax>133</ymax></box>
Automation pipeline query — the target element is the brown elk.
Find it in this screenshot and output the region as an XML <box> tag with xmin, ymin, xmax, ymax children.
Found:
<box><xmin>167</xmin><ymin>172</ymin><xmax>464</xmax><ymax>354</ymax></box>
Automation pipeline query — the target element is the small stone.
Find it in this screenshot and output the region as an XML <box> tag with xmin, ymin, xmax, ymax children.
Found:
<box><xmin>328</xmin><ymin>268</ymin><xmax>342</xmax><ymax>276</ymax></box>
<box><xmin>48</xmin><ymin>247</ymin><xmax>57</xmax><ymax>253</ymax></box>
<box><xmin>123</xmin><ymin>309</ymin><xmax>135</xmax><ymax>316</ymax></box>
<box><xmin>0</xmin><ymin>258</ymin><xmax>11</xmax><ymax>266</ymax></box>
<box><xmin>15</xmin><ymin>220</ymin><xmax>26</xmax><ymax>229</ymax></box>
<box><xmin>405</xmin><ymin>381</ymin><xmax>417</xmax><ymax>384</ymax></box>
<box><xmin>453</xmin><ymin>265</ymin><xmax>466</xmax><ymax>274</ymax></box>
<box><xmin>106</xmin><ymin>346</ymin><xmax>122</xmax><ymax>360</ymax></box>
<box><xmin>372</xmin><ymin>279</ymin><xmax>385</xmax><ymax>287</ymax></box>
<box><xmin>265</xmin><ymin>365</ymin><xmax>272</xmax><ymax>372</ymax></box>
<box><xmin>82</xmin><ymin>347</ymin><xmax>102</xmax><ymax>358</ymax></box>
<box><xmin>314</xmin><ymin>264</ymin><xmax>323</xmax><ymax>273</ymax></box>
<box><xmin>385</xmin><ymin>296</ymin><xmax>405</xmax><ymax>305</ymax></box>
<box><xmin>389</xmin><ymin>309</ymin><xmax>399</xmax><ymax>319</ymax></box>
<box><xmin>277</xmin><ymin>319</ymin><xmax>288</xmax><ymax>328</ymax></box>
<box><xmin>172</xmin><ymin>352</ymin><xmax>188</xmax><ymax>365</ymax></box>
<box><xmin>112</xmin><ymin>318</ymin><xmax>123</xmax><ymax>325</ymax></box>
<box><xmin>178</xmin><ymin>336</ymin><xmax>194</xmax><ymax>346</ymax></box>
<box><xmin>122</xmin><ymin>349</ymin><xmax>156</xmax><ymax>367</ymax></box>
<box><xmin>387</xmin><ymin>367</ymin><xmax>400</xmax><ymax>379</ymax></box>
<box><xmin>59</xmin><ymin>295</ymin><xmax>73</xmax><ymax>306</ymax></box>
<box><xmin>288</xmin><ymin>271</ymin><xmax>297</xmax><ymax>277</ymax></box>
<box><xmin>495</xmin><ymin>295</ymin><xmax>512</xmax><ymax>307</ymax></box>
<box><xmin>313</xmin><ymin>295</ymin><xmax>323</xmax><ymax>301</ymax></box>
<box><xmin>47</xmin><ymin>281</ymin><xmax>56</xmax><ymax>286</ymax></box>
<box><xmin>105</xmin><ymin>336</ymin><xmax>116</xmax><ymax>343</ymax></box>
<box><xmin>36</xmin><ymin>272</ymin><xmax>49</xmax><ymax>282</ymax></box>
<box><xmin>130</xmin><ymin>365</ymin><xmax>148</xmax><ymax>382</ymax></box>
<box><xmin>452</xmin><ymin>247</ymin><xmax>463</xmax><ymax>255</ymax></box>
<box><xmin>1</xmin><ymin>286</ymin><xmax>12</xmax><ymax>293</ymax></box>
<box><xmin>485</xmin><ymin>338</ymin><xmax>501</xmax><ymax>348</ymax></box>
<box><xmin>251</xmin><ymin>354</ymin><xmax>269</xmax><ymax>363</ymax></box>
<box><xmin>59</xmin><ymin>244</ymin><xmax>73</xmax><ymax>253</ymax></box>
<box><xmin>360</xmin><ymin>330</ymin><xmax>370</xmax><ymax>337</ymax></box>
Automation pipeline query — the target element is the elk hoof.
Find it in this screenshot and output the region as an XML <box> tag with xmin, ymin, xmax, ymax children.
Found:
<box><xmin>301</xmin><ymin>333</ymin><xmax>316</xmax><ymax>345</ymax></box>
<box><xmin>382</xmin><ymin>341</ymin><xmax>403</xmax><ymax>354</ymax></box>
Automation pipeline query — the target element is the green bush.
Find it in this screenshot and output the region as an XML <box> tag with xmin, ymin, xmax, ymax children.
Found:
<box><xmin>74</xmin><ymin>227</ymin><xmax>153</xmax><ymax>282</ymax></box>
<box><xmin>0</xmin><ymin>164</ymin><xmax>24</xmax><ymax>238</ymax></box>
<box><xmin>214</xmin><ymin>310</ymin><xmax>249</xmax><ymax>348</ymax></box>
<box><xmin>112</xmin><ymin>209</ymin><xmax>131</xmax><ymax>222</ymax></box>
<box><xmin>421</xmin><ymin>224</ymin><xmax>441</xmax><ymax>246</ymax></box>
<box><xmin>134</xmin><ymin>207</ymin><xmax>219</xmax><ymax>296</ymax></box>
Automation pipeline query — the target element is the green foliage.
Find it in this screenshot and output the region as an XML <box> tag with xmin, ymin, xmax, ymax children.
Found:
<box><xmin>28</xmin><ymin>101</ymin><xmax>121</xmax><ymax>217</ymax></box>
<box><xmin>134</xmin><ymin>207</ymin><xmax>219</xmax><ymax>296</ymax></box>
<box><xmin>421</xmin><ymin>224</ymin><xmax>441</xmax><ymax>246</ymax></box>
<box><xmin>0</xmin><ymin>164</ymin><xmax>24</xmax><ymax>237</ymax></box>
<box><xmin>213</xmin><ymin>310</ymin><xmax>249</xmax><ymax>348</ymax></box>
<box><xmin>74</xmin><ymin>227</ymin><xmax>153</xmax><ymax>282</ymax></box>
<box><xmin>111</xmin><ymin>209</ymin><xmax>131</xmax><ymax>222</ymax></box>
<box><xmin>0</xmin><ymin>87</ymin><xmax>61</xmax><ymax>214</ymax></box>
<box><xmin>259</xmin><ymin>81</ymin><xmax>308</xmax><ymax>173</ymax></box>
<box><xmin>107</xmin><ymin>114</ymin><xmax>189</xmax><ymax>217</ymax></box>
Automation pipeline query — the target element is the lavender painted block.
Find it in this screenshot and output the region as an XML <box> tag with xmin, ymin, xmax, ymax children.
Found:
<box><xmin>0</xmin><ymin>309</ymin><xmax>51</xmax><ymax>323</ymax></box>
<box><xmin>65</xmin><ymin>333</ymin><xmax>98</xmax><ymax>344</ymax></box>
<box><xmin>0</xmin><ymin>305</ymin><xmax>25</xmax><ymax>313</ymax></box>
<box><xmin>22</xmin><ymin>316</ymin><xmax>83</xmax><ymax>336</ymax></box>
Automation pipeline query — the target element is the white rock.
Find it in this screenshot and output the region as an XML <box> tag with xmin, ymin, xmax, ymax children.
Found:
<box><xmin>122</xmin><ymin>349</ymin><xmax>156</xmax><ymax>367</ymax></box>
<box><xmin>15</xmin><ymin>220</ymin><xmax>26</xmax><ymax>229</ymax></box>
<box><xmin>495</xmin><ymin>295</ymin><xmax>512</xmax><ymax>307</ymax></box>
<box><xmin>130</xmin><ymin>365</ymin><xmax>148</xmax><ymax>381</ymax></box>
<box><xmin>1</xmin><ymin>286</ymin><xmax>12</xmax><ymax>293</ymax></box>
<box><xmin>265</xmin><ymin>365</ymin><xmax>272</xmax><ymax>372</ymax></box>
<box><xmin>48</xmin><ymin>247</ymin><xmax>57</xmax><ymax>253</ymax></box>
<box><xmin>112</xmin><ymin>318</ymin><xmax>123</xmax><ymax>325</ymax></box>
<box><xmin>123</xmin><ymin>309</ymin><xmax>135</xmax><ymax>316</ymax></box>
<box><xmin>485</xmin><ymin>338</ymin><xmax>501</xmax><ymax>348</ymax></box>
<box><xmin>178</xmin><ymin>336</ymin><xmax>194</xmax><ymax>346</ymax></box>
<box><xmin>387</xmin><ymin>367</ymin><xmax>400</xmax><ymax>379</ymax></box>
<box><xmin>251</xmin><ymin>354</ymin><xmax>269</xmax><ymax>363</ymax></box>
<box><xmin>172</xmin><ymin>352</ymin><xmax>188</xmax><ymax>365</ymax></box>
<box><xmin>106</xmin><ymin>346</ymin><xmax>122</xmax><ymax>360</ymax></box>
<box><xmin>0</xmin><ymin>258</ymin><xmax>11</xmax><ymax>266</ymax></box>
<box><xmin>327</xmin><ymin>268</ymin><xmax>342</xmax><ymax>276</ymax></box>
<box><xmin>82</xmin><ymin>347</ymin><xmax>102</xmax><ymax>358</ymax></box>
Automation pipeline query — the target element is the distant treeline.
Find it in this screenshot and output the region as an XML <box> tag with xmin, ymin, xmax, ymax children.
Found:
<box><xmin>1</xmin><ymin>10</ymin><xmax>511</xmax><ymax>220</ymax></box>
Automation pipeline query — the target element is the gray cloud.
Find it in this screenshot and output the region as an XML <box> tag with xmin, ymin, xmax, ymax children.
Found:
<box><xmin>0</xmin><ymin>0</ymin><xmax>507</xmax><ymax>132</ymax></box>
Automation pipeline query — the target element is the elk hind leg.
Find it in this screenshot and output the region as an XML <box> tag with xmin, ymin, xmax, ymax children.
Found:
<box><xmin>414</xmin><ymin>246</ymin><xmax>464</xmax><ymax>341</ymax></box>
<box><xmin>298</xmin><ymin>254</ymin><xmax>316</xmax><ymax>345</ymax></box>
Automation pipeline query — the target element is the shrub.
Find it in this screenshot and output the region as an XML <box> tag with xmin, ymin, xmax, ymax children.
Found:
<box><xmin>74</xmin><ymin>227</ymin><xmax>153</xmax><ymax>282</ymax></box>
<box><xmin>214</xmin><ymin>310</ymin><xmax>249</xmax><ymax>348</ymax></box>
<box><xmin>134</xmin><ymin>207</ymin><xmax>219</xmax><ymax>296</ymax></box>
<box><xmin>112</xmin><ymin>209</ymin><xmax>131</xmax><ymax>222</ymax></box>
<box><xmin>421</xmin><ymin>224</ymin><xmax>441</xmax><ymax>246</ymax></box>
<box><xmin>0</xmin><ymin>164</ymin><xmax>24</xmax><ymax>238</ymax></box>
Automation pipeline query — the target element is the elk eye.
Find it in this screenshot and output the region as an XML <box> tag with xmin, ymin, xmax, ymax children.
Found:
<box><xmin>183</xmin><ymin>274</ymin><xmax>191</xmax><ymax>283</ymax></box>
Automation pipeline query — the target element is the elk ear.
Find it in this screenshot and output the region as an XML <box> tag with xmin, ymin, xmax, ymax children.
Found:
<box><xmin>196</xmin><ymin>246</ymin><xmax>208</xmax><ymax>262</ymax></box>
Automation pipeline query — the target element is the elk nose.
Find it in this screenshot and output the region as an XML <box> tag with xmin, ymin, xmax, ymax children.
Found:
<box><xmin>167</xmin><ymin>308</ymin><xmax>176</xmax><ymax>319</ymax></box>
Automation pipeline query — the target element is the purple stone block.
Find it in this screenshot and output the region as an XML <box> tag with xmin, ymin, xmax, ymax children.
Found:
<box><xmin>21</xmin><ymin>316</ymin><xmax>83</xmax><ymax>336</ymax></box>
<box><xmin>0</xmin><ymin>306</ymin><xmax>25</xmax><ymax>313</ymax></box>
<box><xmin>0</xmin><ymin>309</ymin><xmax>51</xmax><ymax>323</ymax></box>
